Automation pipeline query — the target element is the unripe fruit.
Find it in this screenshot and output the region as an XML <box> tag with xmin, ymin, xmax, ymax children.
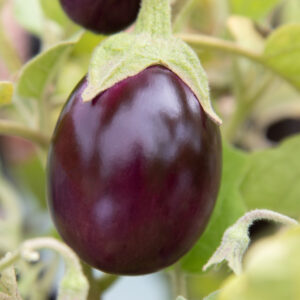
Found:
<box><xmin>48</xmin><ymin>65</ymin><xmax>222</xmax><ymax>275</ymax></box>
<box><xmin>59</xmin><ymin>0</ymin><xmax>141</xmax><ymax>34</ymax></box>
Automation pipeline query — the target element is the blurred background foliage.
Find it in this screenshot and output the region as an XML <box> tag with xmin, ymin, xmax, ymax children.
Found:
<box><xmin>0</xmin><ymin>0</ymin><xmax>299</xmax><ymax>299</ymax></box>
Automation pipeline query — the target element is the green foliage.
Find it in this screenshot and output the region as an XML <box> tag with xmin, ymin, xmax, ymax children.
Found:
<box><xmin>264</xmin><ymin>24</ymin><xmax>300</xmax><ymax>90</ymax></box>
<box><xmin>241</xmin><ymin>134</ymin><xmax>300</xmax><ymax>216</ymax></box>
<box><xmin>229</xmin><ymin>0</ymin><xmax>280</xmax><ymax>20</ymax></box>
<box><xmin>16</xmin><ymin>31</ymin><xmax>105</xmax><ymax>102</ymax></box>
<box><xmin>17</xmin><ymin>36</ymin><xmax>80</xmax><ymax>100</ymax></box>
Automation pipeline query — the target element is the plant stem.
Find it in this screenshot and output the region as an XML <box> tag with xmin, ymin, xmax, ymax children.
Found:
<box><xmin>135</xmin><ymin>0</ymin><xmax>172</xmax><ymax>36</ymax></box>
<box><xmin>82</xmin><ymin>263</ymin><xmax>119</xmax><ymax>300</ymax></box>
<box><xmin>0</xmin><ymin>119</ymin><xmax>50</xmax><ymax>149</ymax></box>
<box><xmin>169</xmin><ymin>263</ymin><xmax>187</xmax><ymax>298</ymax></box>
<box><xmin>178</xmin><ymin>33</ymin><xmax>262</xmax><ymax>63</ymax></box>
<box><xmin>178</xmin><ymin>33</ymin><xmax>299</xmax><ymax>91</ymax></box>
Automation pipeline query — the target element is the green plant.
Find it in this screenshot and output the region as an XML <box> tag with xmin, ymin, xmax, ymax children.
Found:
<box><xmin>0</xmin><ymin>0</ymin><xmax>299</xmax><ymax>299</ymax></box>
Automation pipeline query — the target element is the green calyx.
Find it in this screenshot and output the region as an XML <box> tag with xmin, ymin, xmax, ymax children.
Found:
<box><xmin>82</xmin><ymin>0</ymin><xmax>222</xmax><ymax>125</ymax></box>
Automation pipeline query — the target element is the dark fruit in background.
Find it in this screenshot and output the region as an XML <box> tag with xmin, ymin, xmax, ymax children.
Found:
<box><xmin>47</xmin><ymin>65</ymin><xmax>222</xmax><ymax>275</ymax></box>
<box><xmin>59</xmin><ymin>0</ymin><xmax>141</xmax><ymax>34</ymax></box>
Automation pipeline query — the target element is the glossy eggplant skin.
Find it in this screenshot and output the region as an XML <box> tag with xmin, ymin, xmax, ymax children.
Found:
<box><xmin>59</xmin><ymin>0</ymin><xmax>141</xmax><ymax>34</ymax></box>
<box><xmin>47</xmin><ymin>65</ymin><xmax>222</xmax><ymax>275</ymax></box>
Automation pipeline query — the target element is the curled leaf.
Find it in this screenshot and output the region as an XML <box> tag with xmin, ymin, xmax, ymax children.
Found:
<box><xmin>203</xmin><ymin>209</ymin><xmax>298</xmax><ymax>274</ymax></box>
<box><xmin>20</xmin><ymin>238</ymin><xmax>89</xmax><ymax>300</ymax></box>
<box><xmin>218</xmin><ymin>226</ymin><xmax>300</xmax><ymax>300</ymax></box>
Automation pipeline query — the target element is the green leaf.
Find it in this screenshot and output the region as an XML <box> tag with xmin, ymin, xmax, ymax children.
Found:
<box><xmin>229</xmin><ymin>0</ymin><xmax>280</xmax><ymax>20</ymax></box>
<box><xmin>17</xmin><ymin>33</ymin><xmax>85</xmax><ymax>100</ymax></box>
<box><xmin>13</xmin><ymin>0</ymin><xmax>44</xmax><ymax>36</ymax></box>
<box><xmin>263</xmin><ymin>24</ymin><xmax>300</xmax><ymax>91</ymax></box>
<box><xmin>54</xmin><ymin>32</ymin><xmax>105</xmax><ymax>99</ymax></box>
<box><xmin>83</xmin><ymin>32</ymin><xmax>221</xmax><ymax>124</ymax></box>
<box><xmin>181</xmin><ymin>144</ymin><xmax>247</xmax><ymax>272</ymax></box>
<box><xmin>218</xmin><ymin>226</ymin><xmax>300</xmax><ymax>300</ymax></box>
<box><xmin>241</xmin><ymin>134</ymin><xmax>300</xmax><ymax>217</ymax></box>
<box><xmin>0</xmin><ymin>82</ymin><xmax>13</xmax><ymax>105</ymax></box>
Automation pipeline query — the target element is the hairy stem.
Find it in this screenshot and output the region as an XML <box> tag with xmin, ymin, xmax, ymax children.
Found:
<box><xmin>135</xmin><ymin>0</ymin><xmax>172</xmax><ymax>36</ymax></box>
<box><xmin>0</xmin><ymin>119</ymin><xmax>50</xmax><ymax>149</ymax></box>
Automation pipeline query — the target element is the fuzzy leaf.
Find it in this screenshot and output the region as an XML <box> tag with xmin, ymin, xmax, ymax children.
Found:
<box><xmin>203</xmin><ymin>210</ymin><xmax>297</xmax><ymax>275</ymax></box>
<box><xmin>264</xmin><ymin>24</ymin><xmax>300</xmax><ymax>90</ymax></box>
<box><xmin>83</xmin><ymin>32</ymin><xmax>221</xmax><ymax>124</ymax></box>
<box><xmin>0</xmin><ymin>82</ymin><xmax>13</xmax><ymax>106</ymax></box>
